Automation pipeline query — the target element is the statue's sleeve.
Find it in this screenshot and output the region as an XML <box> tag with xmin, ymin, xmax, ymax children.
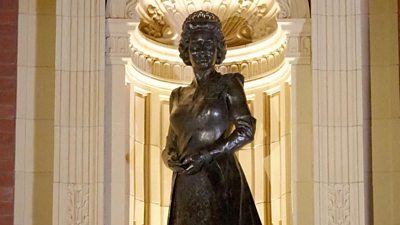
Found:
<box><xmin>210</xmin><ymin>73</ymin><xmax>256</xmax><ymax>157</ymax></box>
<box><xmin>162</xmin><ymin>88</ymin><xmax>179</xmax><ymax>165</ymax></box>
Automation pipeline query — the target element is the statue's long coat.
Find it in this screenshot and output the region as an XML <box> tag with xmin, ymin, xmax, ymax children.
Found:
<box><xmin>163</xmin><ymin>73</ymin><xmax>262</xmax><ymax>225</ymax></box>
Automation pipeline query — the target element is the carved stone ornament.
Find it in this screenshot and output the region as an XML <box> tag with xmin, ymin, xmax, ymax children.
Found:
<box><xmin>286</xmin><ymin>36</ymin><xmax>311</xmax><ymax>57</ymax></box>
<box><xmin>135</xmin><ymin>0</ymin><xmax>280</xmax><ymax>47</ymax></box>
<box><xmin>106</xmin><ymin>35</ymin><xmax>131</xmax><ymax>56</ymax></box>
<box><xmin>328</xmin><ymin>184</ymin><xmax>350</xmax><ymax>225</ymax></box>
<box><xmin>127</xmin><ymin>1</ymin><xmax>288</xmax><ymax>83</ymax></box>
<box><xmin>276</xmin><ymin>0</ymin><xmax>291</xmax><ymax>18</ymax></box>
<box><xmin>68</xmin><ymin>184</ymin><xmax>89</xmax><ymax>225</ymax></box>
<box><xmin>137</xmin><ymin>4</ymin><xmax>174</xmax><ymax>41</ymax></box>
<box><xmin>125</xmin><ymin>0</ymin><xmax>139</xmax><ymax>20</ymax></box>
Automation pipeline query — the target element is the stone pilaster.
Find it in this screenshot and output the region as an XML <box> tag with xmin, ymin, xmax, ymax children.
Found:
<box><xmin>53</xmin><ymin>0</ymin><xmax>105</xmax><ymax>224</ymax></box>
<box><xmin>104</xmin><ymin>19</ymin><xmax>133</xmax><ymax>225</ymax></box>
<box><xmin>285</xmin><ymin>19</ymin><xmax>314</xmax><ymax>225</ymax></box>
<box><xmin>311</xmin><ymin>0</ymin><xmax>371</xmax><ymax>224</ymax></box>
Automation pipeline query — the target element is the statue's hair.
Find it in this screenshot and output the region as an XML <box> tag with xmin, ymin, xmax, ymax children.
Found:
<box><xmin>179</xmin><ymin>10</ymin><xmax>227</xmax><ymax>65</ymax></box>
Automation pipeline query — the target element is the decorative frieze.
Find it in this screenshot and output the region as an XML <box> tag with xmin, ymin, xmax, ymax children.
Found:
<box><xmin>130</xmin><ymin>40</ymin><xmax>287</xmax><ymax>82</ymax></box>
<box><xmin>128</xmin><ymin>24</ymin><xmax>288</xmax><ymax>83</ymax></box>
<box><xmin>106</xmin><ymin>20</ymin><xmax>311</xmax><ymax>80</ymax></box>
<box><xmin>106</xmin><ymin>35</ymin><xmax>131</xmax><ymax>56</ymax></box>
<box><xmin>279</xmin><ymin>19</ymin><xmax>311</xmax><ymax>62</ymax></box>
<box><xmin>286</xmin><ymin>35</ymin><xmax>311</xmax><ymax>57</ymax></box>
<box><xmin>105</xmin><ymin>19</ymin><xmax>136</xmax><ymax>64</ymax></box>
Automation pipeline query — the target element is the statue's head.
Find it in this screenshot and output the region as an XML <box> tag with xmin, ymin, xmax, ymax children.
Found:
<box><xmin>179</xmin><ymin>10</ymin><xmax>227</xmax><ymax>66</ymax></box>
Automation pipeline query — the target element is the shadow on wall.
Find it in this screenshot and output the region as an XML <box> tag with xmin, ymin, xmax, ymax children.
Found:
<box><xmin>32</xmin><ymin>0</ymin><xmax>56</xmax><ymax>224</ymax></box>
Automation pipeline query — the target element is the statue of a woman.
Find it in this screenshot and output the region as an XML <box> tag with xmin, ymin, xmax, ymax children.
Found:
<box><xmin>162</xmin><ymin>10</ymin><xmax>262</xmax><ymax>225</ymax></box>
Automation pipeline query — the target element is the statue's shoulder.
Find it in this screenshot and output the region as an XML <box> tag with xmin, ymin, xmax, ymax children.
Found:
<box><xmin>171</xmin><ymin>86</ymin><xmax>182</xmax><ymax>95</ymax></box>
<box><xmin>170</xmin><ymin>86</ymin><xmax>183</xmax><ymax>101</ymax></box>
<box><xmin>220</xmin><ymin>73</ymin><xmax>245</xmax><ymax>87</ymax></box>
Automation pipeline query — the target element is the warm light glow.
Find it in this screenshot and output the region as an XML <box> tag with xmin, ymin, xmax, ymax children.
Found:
<box><xmin>136</xmin><ymin>0</ymin><xmax>280</xmax><ymax>47</ymax></box>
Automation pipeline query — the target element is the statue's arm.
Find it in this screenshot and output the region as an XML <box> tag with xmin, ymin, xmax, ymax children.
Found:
<box><xmin>161</xmin><ymin>88</ymin><xmax>184</xmax><ymax>172</ymax></box>
<box><xmin>209</xmin><ymin>73</ymin><xmax>256</xmax><ymax>157</ymax></box>
<box><xmin>181</xmin><ymin>74</ymin><xmax>256</xmax><ymax>175</ymax></box>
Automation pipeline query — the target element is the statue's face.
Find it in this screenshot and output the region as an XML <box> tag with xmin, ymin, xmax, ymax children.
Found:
<box><xmin>188</xmin><ymin>30</ymin><xmax>217</xmax><ymax>69</ymax></box>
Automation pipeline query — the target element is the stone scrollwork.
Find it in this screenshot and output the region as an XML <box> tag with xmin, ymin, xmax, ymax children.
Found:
<box><xmin>125</xmin><ymin>0</ymin><xmax>139</xmax><ymax>20</ymax></box>
<box><xmin>137</xmin><ymin>5</ymin><xmax>174</xmax><ymax>42</ymax></box>
<box><xmin>277</xmin><ymin>0</ymin><xmax>291</xmax><ymax>18</ymax></box>
<box><xmin>126</xmin><ymin>0</ymin><xmax>289</xmax><ymax>84</ymax></box>
<box><xmin>135</xmin><ymin>0</ymin><xmax>280</xmax><ymax>47</ymax></box>
<box><xmin>276</xmin><ymin>0</ymin><xmax>311</xmax><ymax>19</ymax></box>
<box><xmin>68</xmin><ymin>184</ymin><xmax>89</xmax><ymax>225</ymax></box>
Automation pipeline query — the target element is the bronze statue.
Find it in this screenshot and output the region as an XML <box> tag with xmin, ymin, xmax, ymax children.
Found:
<box><xmin>162</xmin><ymin>10</ymin><xmax>262</xmax><ymax>225</ymax></box>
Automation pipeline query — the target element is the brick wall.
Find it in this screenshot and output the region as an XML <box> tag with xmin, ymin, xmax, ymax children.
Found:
<box><xmin>0</xmin><ymin>0</ymin><xmax>18</xmax><ymax>224</ymax></box>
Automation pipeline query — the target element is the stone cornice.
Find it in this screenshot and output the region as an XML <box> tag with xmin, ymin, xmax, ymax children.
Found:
<box><xmin>129</xmin><ymin>23</ymin><xmax>288</xmax><ymax>82</ymax></box>
<box><xmin>106</xmin><ymin>19</ymin><xmax>311</xmax><ymax>69</ymax></box>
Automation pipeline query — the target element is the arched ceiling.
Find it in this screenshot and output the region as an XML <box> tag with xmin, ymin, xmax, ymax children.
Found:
<box><xmin>105</xmin><ymin>0</ymin><xmax>310</xmax><ymax>20</ymax></box>
<box><xmin>135</xmin><ymin>0</ymin><xmax>280</xmax><ymax>47</ymax></box>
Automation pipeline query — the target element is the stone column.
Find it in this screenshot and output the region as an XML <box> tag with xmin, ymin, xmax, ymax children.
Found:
<box><xmin>104</xmin><ymin>0</ymin><xmax>139</xmax><ymax>224</ymax></box>
<box><xmin>53</xmin><ymin>0</ymin><xmax>105</xmax><ymax>224</ymax></box>
<box><xmin>311</xmin><ymin>0</ymin><xmax>371</xmax><ymax>224</ymax></box>
<box><xmin>104</xmin><ymin>19</ymin><xmax>133</xmax><ymax>225</ymax></box>
<box><xmin>283</xmin><ymin>19</ymin><xmax>314</xmax><ymax>225</ymax></box>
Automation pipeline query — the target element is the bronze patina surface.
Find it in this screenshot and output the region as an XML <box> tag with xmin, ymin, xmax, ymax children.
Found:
<box><xmin>162</xmin><ymin>10</ymin><xmax>262</xmax><ymax>225</ymax></box>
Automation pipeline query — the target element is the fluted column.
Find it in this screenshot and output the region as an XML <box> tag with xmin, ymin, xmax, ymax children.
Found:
<box><xmin>53</xmin><ymin>0</ymin><xmax>105</xmax><ymax>224</ymax></box>
<box><xmin>311</xmin><ymin>0</ymin><xmax>371</xmax><ymax>224</ymax></box>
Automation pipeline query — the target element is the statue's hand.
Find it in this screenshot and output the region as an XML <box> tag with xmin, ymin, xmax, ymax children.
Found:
<box><xmin>165</xmin><ymin>152</ymin><xmax>185</xmax><ymax>173</ymax></box>
<box><xmin>181</xmin><ymin>151</ymin><xmax>212</xmax><ymax>175</ymax></box>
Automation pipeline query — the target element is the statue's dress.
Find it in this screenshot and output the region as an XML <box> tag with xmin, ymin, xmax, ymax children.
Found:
<box><xmin>164</xmin><ymin>73</ymin><xmax>262</xmax><ymax>225</ymax></box>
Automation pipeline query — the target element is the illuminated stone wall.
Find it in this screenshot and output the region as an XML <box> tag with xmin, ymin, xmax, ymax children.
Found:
<box><xmin>11</xmin><ymin>0</ymin><xmax>400</xmax><ymax>225</ymax></box>
<box><xmin>125</xmin><ymin>62</ymin><xmax>292</xmax><ymax>225</ymax></box>
<box><xmin>370</xmin><ymin>0</ymin><xmax>400</xmax><ymax>224</ymax></box>
<box><xmin>105</xmin><ymin>2</ymin><xmax>312</xmax><ymax>223</ymax></box>
<box><xmin>311</xmin><ymin>0</ymin><xmax>372</xmax><ymax>224</ymax></box>
<box><xmin>14</xmin><ymin>0</ymin><xmax>55</xmax><ymax>225</ymax></box>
